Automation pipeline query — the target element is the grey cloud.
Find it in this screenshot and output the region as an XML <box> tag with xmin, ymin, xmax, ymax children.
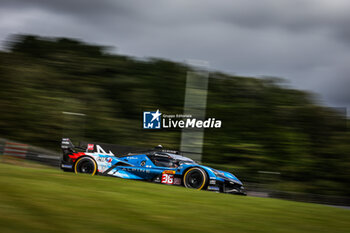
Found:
<box><xmin>3</xmin><ymin>0</ymin><xmax>350</xmax><ymax>42</ymax></box>
<box><xmin>0</xmin><ymin>0</ymin><xmax>350</xmax><ymax>113</ymax></box>
<box><xmin>0</xmin><ymin>0</ymin><xmax>127</xmax><ymax>15</ymax></box>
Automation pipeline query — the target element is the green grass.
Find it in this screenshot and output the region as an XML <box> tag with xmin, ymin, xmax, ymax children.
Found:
<box><xmin>0</xmin><ymin>163</ymin><xmax>349</xmax><ymax>233</ymax></box>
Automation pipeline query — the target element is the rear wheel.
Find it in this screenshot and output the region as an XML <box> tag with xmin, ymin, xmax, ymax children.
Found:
<box><xmin>74</xmin><ymin>157</ymin><xmax>97</xmax><ymax>175</ymax></box>
<box><xmin>183</xmin><ymin>167</ymin><xmax>208</xmax><ymax>190</ymax></box>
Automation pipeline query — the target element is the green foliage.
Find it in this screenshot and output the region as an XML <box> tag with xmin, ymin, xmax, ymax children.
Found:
<box><xmin>0</xmin><ymin>35</ymin><xmax>349</xmax><ymax>196</ymax></box>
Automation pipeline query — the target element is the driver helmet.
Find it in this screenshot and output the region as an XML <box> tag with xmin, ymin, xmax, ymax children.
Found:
<box><xmin>155</xmin><ymin>145</ymin><xmax>163</xmax><ymax>150</ymax></box>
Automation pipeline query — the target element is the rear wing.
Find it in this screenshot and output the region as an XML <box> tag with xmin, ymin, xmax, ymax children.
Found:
<box><xmin>61</xmin><ymin>138</ymin><xmax>76</xmax><ymax>155</ymax></box>
<box><xmin>61</xmin><ymin>138</ymin><xmax>114</xmax><ymax>155</ymax></box>
<box><xmin>61</xmin><ymin>138</ymin><xmax>75</xmax><ymax>150</ymax></box>
<box><xmin>61</xmin><ymin>138</ymin><xmax>87</xmax><ymax>150</ymax></box>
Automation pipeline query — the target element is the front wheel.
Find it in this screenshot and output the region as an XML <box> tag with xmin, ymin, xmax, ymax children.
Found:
<box><xmin>74</xmin><ymin>157</ymin><xmax>97</xmax><ymax>175</ymax></box>
<box><xmin>183</xmin><ymin>167</ymin><xmax>208</xmax><ymax>190</ymax></box>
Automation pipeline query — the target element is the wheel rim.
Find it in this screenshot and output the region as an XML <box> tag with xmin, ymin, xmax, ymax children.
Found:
<box><xmin>185</xmin><ymin>170</ymin><xmax>204</xmax><ymax>189</ymax></box>
<box><xmin>78</xmin><ymin>160</ymin><xmax>95</xmax><ymax>174</ymax></box>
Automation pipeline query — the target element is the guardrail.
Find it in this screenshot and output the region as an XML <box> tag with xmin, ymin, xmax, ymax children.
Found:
<box><xmin>0</xmin><ymin>138</ymin><xmax>60</xmax><ymax>167</ymax></box>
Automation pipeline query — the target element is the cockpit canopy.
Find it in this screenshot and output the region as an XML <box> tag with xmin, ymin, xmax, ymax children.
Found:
<box><xmin>148</xmin><ymin>152</ymin><xmax>196</xmax><ymax>168</ymax></box>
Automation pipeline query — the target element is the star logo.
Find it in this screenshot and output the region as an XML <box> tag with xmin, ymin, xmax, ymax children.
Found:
<box><xmin>151</xmin><ymin>109</ymin><xmax>161</xmax><ymax>122</ymax></box>
<box><xmin>143</xmin><ymin>110</ymin><xmax>162</xmax><ymax>129</ymax></box>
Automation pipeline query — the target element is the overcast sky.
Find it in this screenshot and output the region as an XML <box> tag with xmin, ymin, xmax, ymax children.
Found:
<box><xmin>1</xmin><ymin>0</ymin><xmax>350</xmax><ymax>113</ymax></box>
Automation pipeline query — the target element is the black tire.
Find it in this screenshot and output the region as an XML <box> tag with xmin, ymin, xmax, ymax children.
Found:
<box><xmin>183</xmin><ymin>167</ymin><xmax>208</xmax><ymax>190</ymax></box>
<box><xmin>74</xmin><ymin>157</ymin><xmax>97</xmax><ymax>176</ymax></box>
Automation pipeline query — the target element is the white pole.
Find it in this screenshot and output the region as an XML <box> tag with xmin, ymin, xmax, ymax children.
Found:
<box><xmin>180</xmin><ymin>60</ymin><xmax>209</xmax><ymax>162</ymax></box>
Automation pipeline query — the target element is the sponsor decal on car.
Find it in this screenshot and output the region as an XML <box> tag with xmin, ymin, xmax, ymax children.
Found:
<box><xmin>97</xmin><ymin>157</ymin><xmax>112</xmax><ymax>163</ymax></box>
<box><xmin>122</xmin><ymin>168</ymin><xmax>151</xmax><ymax>173</ymax></box>
<box><xmin>173</xmin><ymin>177</ymin><xmax>181</xmax><ymax>185</ymax></box>
<box><xmin>162</xmin><ymin>170</ymin><xmax>176</xmax><ymax>174</ymax></box>
<box><xmin>207</xmin><ymin>186</ymin><xmax>220</xmax><ymax>191</ymax></box>
<box><xmin>61</xmin><ymin>164</ymin><xmax>73</xmax><ymax>169</ymax></box>
<box><xmin>87</xmin><ymin>144</ymin><xmax>94</xmax><ymax>151</ymax></box>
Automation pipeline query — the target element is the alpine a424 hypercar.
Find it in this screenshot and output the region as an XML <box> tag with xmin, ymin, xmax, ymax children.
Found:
<box><xmin>60</xmin><ymin>138</ymin><xmax>246</xmax><ymax>195</ymax></box>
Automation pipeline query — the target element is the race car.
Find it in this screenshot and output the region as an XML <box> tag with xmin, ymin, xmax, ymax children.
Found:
<box><xmin>60</xmin><ymin>138</ymin><xmax>246</xmax><ymax>195</ymax></box>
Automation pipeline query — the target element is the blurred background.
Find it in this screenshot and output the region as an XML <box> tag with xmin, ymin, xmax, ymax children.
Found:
<box><xmin>0</xmin><ymin>1</ymin><xmax>350</xmax><ymax>206</ymax></box>
<box><xmin>0</xmin><ymin>35</ymin><xmax>349</xmax><ymax>205</ymax></box>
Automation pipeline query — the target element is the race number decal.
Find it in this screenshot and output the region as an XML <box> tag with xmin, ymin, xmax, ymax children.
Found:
<box><xmin>161</xmin><ymin>173</ymin><xmax>174</xmax><ymax>184</ymax></box>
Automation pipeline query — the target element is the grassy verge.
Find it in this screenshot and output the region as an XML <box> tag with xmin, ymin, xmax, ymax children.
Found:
<box><xmin>0</xmin><ymin>162</ymin><xmax>349</xmax><ymax>233</ymax></box>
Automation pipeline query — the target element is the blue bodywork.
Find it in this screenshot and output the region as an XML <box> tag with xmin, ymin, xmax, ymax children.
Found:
<box><xmin>99</xmin><ymin>153</ymin><xmax>243</xmax><ymax>186</ymax></box>
<box><xmin>61</xmin><ymin>138</ymin><xmax>245</xmax><ymax>194</ymax></box>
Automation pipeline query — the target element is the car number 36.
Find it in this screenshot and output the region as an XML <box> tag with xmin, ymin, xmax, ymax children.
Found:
<box><xmin>161</xmin><ymin>174</ymin><xmax>174</xmax><ymax>184</ymax></box>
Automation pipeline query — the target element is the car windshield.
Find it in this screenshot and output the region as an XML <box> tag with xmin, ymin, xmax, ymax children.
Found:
<box><xmin>166</xmin><ymin>153</ymin><xmax>196</xmax><ymax>165</ymax></box>
<box><xmin>177</xmin><ymin>160</ymin><xmax>196</xmax><ymax>165</ymax></box>
<box><xmin>152</xmin><ymin>157</ymin><xmax>176</xmax><ymax>167</ymax></box>
<box><xmin>150</xmin><ymin>152</ymin><xmax>196</xmax><ymax>167</ymax></box>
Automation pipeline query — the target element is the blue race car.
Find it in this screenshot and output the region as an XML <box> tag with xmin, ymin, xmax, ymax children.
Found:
<box><xmin>60</xmin><ymin>138</ymin><xmax>246</xmax><ymax>195</ymax></box>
